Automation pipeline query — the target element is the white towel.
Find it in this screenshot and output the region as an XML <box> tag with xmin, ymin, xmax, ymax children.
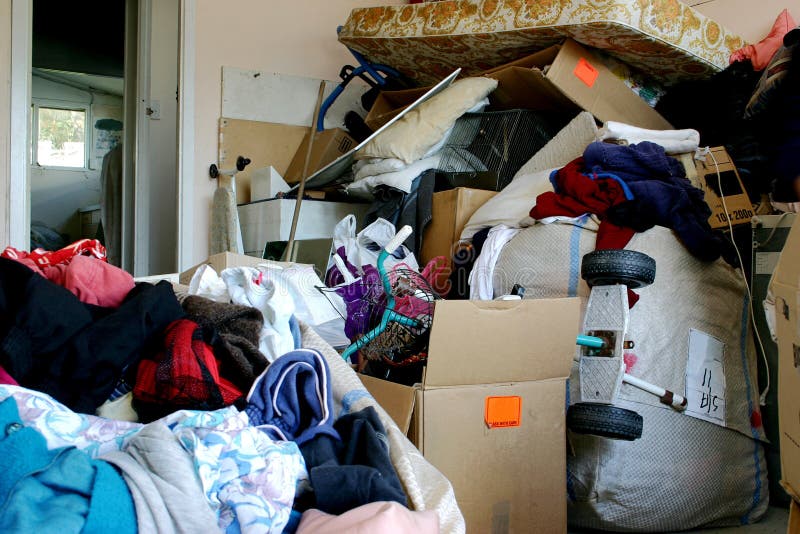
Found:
<box><xmin>599</xmin><ymin>120</ymin><xmax>700</xmax><ymax>155</ymax></box>
<box><xmin>346</xmin><ymin>154</ymin><xmax>442</xmax><ymax>197</ymax></box>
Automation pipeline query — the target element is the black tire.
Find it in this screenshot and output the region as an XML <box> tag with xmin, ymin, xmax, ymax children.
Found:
<box><xmin>567</xmin><ymin>403</ymin><xmax>643</xmax><ymax>440</ymax></box>
<box><xmin>581</xmin><ymin>249</ymin><xmax>655</xmax><ymax>288</ymax></box>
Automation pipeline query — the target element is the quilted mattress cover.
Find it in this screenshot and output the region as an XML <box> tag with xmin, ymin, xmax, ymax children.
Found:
<box><xmin>338</xmin><ymin>0</ymin><xmax>746</xmax><ymax>86</ymax></box>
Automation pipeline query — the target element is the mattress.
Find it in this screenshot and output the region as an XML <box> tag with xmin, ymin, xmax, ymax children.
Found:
<box><xmin>338</xmin><ymin>0</ymin><xmax>746</xmax><ymax>86</ymax></box>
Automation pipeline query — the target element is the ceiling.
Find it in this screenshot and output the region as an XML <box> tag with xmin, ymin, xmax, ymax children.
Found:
<box><xmin>32</xmin><ymin>0</ymin><xmax>126</xmax><ymax>78</ymax></box>
<box><xmin>34</xmin><ymin>69</ymin><xmax>125</xmax><ymax>96</ymax></box>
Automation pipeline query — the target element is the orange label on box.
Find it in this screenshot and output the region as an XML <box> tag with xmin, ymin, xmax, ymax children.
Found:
<box><xmin>485</xmin><ymin>396</ymin><xmax>522</xmax><ymax>428</ymax></box>
<box><xmin>574</xmin><ymin>58</ymin><xmax>599</xmax><ymax>88</ymax></box>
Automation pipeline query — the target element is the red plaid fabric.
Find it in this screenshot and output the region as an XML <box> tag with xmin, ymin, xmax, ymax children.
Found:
<box><xmin>134</xmin><ymin>319</ymin><xmax>242</xmax><ymax>410</ymax></box>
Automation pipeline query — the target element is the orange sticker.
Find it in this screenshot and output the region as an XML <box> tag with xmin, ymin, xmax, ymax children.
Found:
<box><xmin>574</xmin><ymin>57</ymin><xmax>599</xmax><ymax>88</ymax></box>
<box><xmin>485</xmin><ymin>396</ymin><xmax>522</xmax><ymax>428</ymax></box>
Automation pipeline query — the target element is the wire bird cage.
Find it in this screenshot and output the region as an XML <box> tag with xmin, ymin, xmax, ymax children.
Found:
<box><xmin>319</xmin><ymin>265</ymin><xmax>439</xmax><ymax>369</ymax></box>
<box><xmin>437</xmin><ymin>110</ymin><xmax>569</xmax><ymax>190</ymax></box>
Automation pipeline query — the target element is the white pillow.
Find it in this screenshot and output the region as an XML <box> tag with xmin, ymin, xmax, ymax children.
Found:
<box><xmin>357</xmin><ymin>77</ymin><xmax>498</xmax><ymax>164</ymax></box>
<box><xmin>460</xmin><ymin>167</ymin><xmax>557</xmax><ymax>240</ymax></box>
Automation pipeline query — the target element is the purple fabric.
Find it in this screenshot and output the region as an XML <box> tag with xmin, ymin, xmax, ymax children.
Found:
<box><xmin>334</xmin><ymin>266</ymin><xmax>385</xmax><ymax>342</ymax></box>
<box><xmin>325</xmin><ymin>248</ymin><xmax>359</xmax><ymax>288</ymax></box>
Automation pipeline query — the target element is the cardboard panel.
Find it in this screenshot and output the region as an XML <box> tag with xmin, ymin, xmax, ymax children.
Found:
<box><xmin>546</xmin><ymin>40</ymin><xmax>672</xmax><ymax>130</ymax></box>
<box><xmin>423</xmin><ymin>380</ymin><xmax>568</xmax><ymax>533</ymax></box>
<box><xmin>284</xmin><ymin>128</ymin><xmax>357</xmax><ymax>184</ymax></box>
<box><xmin>218</xmin><ymin>118</ymin><xmax>309</xmax><ymax>204</ymax></box>
<box><xmin>692</xmin><ymin>147</ymin><xmax>753</xmax><ymax>229</ymax></box>
<box><xmin>420</xmin><ymin>188</ymin><xmax>497</xmax><ymax>266</ymax></box>
<box><xmin>358</xmin><ymin>373</ymin><xmax>417</xmax><ymax>434</ymax></box>
<box><xmin>773</xmin><ymin>218</ymin><xmax>800</xmax><ymax>496</ymax></box>
<box><xmin>425</xmin><ymin>298</ymin><xmax>580</xmax><ymax>386</ymax></box>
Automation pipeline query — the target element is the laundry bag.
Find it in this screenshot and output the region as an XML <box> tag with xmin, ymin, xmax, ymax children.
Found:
<box><xmin>493</xmin><ymin>222</ymin><xmax>768</xmax><ymax>531</ymax></box>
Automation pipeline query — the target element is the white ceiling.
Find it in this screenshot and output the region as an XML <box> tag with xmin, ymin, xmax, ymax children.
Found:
<box><xmin>35</xmin><ymin>69</ymin><xmax>124</xmax><ymax>96</ymax></box>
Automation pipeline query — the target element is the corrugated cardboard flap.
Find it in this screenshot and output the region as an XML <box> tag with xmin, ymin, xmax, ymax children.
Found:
<box><xmin>425</xmin><ymin>298</ymin><xmax>580</xmax><ymax>387</ymax></box>
<box><xmin>771</xmin><ymin>218</ymin><xmax>800</xmax><ymax>290</ymax></box>
<box><xmin>358</xmin><ymin>373</ymin><xmax>417</xmax><ymax>434</ymax></box>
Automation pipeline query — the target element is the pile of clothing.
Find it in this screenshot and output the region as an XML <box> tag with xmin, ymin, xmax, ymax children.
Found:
<box><xmin>530</xmin><ymin>141</ymin><xmax>731</xmax><ymax>263</ymax></box>
<box><xmin>0</xmin><ymin>239</ymin><xmax>439</xmax><ymax>533</ymax></box>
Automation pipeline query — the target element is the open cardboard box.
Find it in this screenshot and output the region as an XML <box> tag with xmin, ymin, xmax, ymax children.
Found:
<box><xmin>420</xmin><ymin>187</ymin><xmax>497</xmax><ymax>267</ymax></box>
<box><xmin>771</xmin><ymin>217</ymin><xmax>800</xmax><ymax>507</ymax></box>
<box><xmin>361</xmin><ymin>297</ymin><xmax>580</xmax><ymax>532</ymax></box>
<box><xmin>689</xmin><ymin>147</ymin><xmax>754</xmax><ymax>229</ymax></box>
<box><xmin>178</xmin><ymin>252</ymin><xmax>307</xmax><ymax>286</ymax></box>
<box><xmin>484</xmin><ymin>39</ymin><xmax>671</xmax><ymax>130</ymax></box>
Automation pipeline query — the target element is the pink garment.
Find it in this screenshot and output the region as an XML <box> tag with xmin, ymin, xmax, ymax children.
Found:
<box><xmin>730</xmin><ymin>9</ymin><xmax>797</xmax><ymax>70</ymax></box>
<box><xmin>0</xmin><ymin>364</ymin><xmax>18</xmax><ymax>386</ymax></box>
<box><xmin>296</xmin><ymin>502</ymin><xmax>439</xmax><ymax>534</ymax></box>
<box><xmin>44</xmin><ymin>255</ymin><xmax>135</xmax><ymax>308</ymax></box>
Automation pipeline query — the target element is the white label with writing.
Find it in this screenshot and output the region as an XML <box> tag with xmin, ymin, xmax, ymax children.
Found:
<box><xmin>755</xmin><ymin>251</ymin><xmax>781</xmax><ymax>276</ymax></box>
<box><xmin>685</xmin><ymin>329</ymin><xmax>726</xmax><ymax>426</ymax></box>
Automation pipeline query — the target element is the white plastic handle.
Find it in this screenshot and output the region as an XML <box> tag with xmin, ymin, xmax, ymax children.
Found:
<box><xmin>385</xmin><ymin>225</ymin><xmax>413</xmax><ymax>254</ymax></box>
<box><xmin>332</xmin><ymin>254</ymin><xmax>356</xmax><ymax>284</ymax></box>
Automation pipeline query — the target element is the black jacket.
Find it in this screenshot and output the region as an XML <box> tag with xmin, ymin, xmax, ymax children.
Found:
<box><xmin>0</xmin><ymin>258</ymin><xmax>183</xmax><ymax>413</ymax></box>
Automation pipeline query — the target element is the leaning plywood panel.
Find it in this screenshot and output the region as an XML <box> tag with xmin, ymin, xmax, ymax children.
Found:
<box><xmin>218</xmin><ymin>118</ymin><xmax>308</xmax><ymax>204</ymax></box>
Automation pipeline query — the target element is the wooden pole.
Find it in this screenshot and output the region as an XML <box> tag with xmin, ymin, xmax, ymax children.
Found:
<box><xmin>284</xmin><ymin>80</ymin><xmax>326</xmax><ymax>261</ymax></box>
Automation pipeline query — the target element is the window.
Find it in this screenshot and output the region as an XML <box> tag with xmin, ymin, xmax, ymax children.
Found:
<box><xmin>33</xmin><ymin>105</ymin><xmax>87</xmax><ymax>168</ymax></box>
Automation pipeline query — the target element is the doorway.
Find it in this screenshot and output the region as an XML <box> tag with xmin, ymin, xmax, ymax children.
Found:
<box><xmin>16</xmin><ymin>0</ymin><xmax>181</xmax><ymax>276</ymax></box>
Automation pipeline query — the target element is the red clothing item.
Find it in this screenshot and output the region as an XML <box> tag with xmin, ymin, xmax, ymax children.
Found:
<box><xmin>531</xmin><ymin>158</ymin><xmax>635</xmax><ymax>250</ymax></box>
<box><xmin>134</xmin><ymin>319</ymin><xmax>243</xmax><ymax>416</ymax></box>
<box><xmin>3</xmin><ymin>240</ymin><xmax>134</xmax><ymax>308</ymax></box>
<box><xmin>530</xmin><ymin>157</ymin><xmax>640</xmax><ymax>307</ymax></box>
<box><xmin>44</xmin><ymin>255</ymin><xmax>135</xmax><ymax>308</ymax></box>
<box><xmin>2</xmin><ymin>239</ymin><xmax>106</xmax><ymax>268</ymax></box>
<box><xmin>0</xmin><ymin>364</ymin><xmax>18</xmax><ymax>386</ymax></box>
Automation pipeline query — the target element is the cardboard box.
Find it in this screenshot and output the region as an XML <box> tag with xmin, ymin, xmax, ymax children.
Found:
<box><xmin>362</xmin><ymin>298</ymin><xmax>580</xmax><ymax>532</ymax></box>
<box><xmin>790</xmin><ymin>497</ymin><xmax>800</xmax><ymax>534</ymax></box>
<box><xmin>218</xmin><ymin>118</ymin><xmax>309</xmax><ymax>204</ymax></box>
<box><xmin>420</xmin><ymin>187</ymin><xmax>497</xmax><ymax>266</ymax></box>
<box><xmin>753</xmin><ymin>215</ymin><xmax>797</xmax><ymax>505</ymax></box>
<box><xmin>237</xmin><ymin>199</ymin><xmax>370</xmax><ymax>257</ymax></box>
<box><xmin>771</xmin><ymin>217</ymin><xmax>800</xmax><ymax>502</ymax></box>
<box><xmin>364</xmin><ymin>86</ymin><xmax>430</xmax><ymax>131</ymax></box>
<box><xmin>284</xmin><ymin>128</ymin><xmax>357</xmax><ymax>184</ymax></box>
<box><xmin>484</xmin><ymin>39</ymin><xmax>672</xmax><ymax>130</ymax></box>
<box><xmin>691</xmin><ymin>147</ymin><xmax>754</xmax><ymax>229</ymax></box>
<box><xmin>178</xmin><ymin>251</ymin><xmax>298</xmax><ymax>286</ymax></box>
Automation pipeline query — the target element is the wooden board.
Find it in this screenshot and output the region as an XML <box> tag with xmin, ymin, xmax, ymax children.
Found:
<box><xmin>218</xmin><ymin>118</ymin><xmax>309</xmax><ymax>204</ymax></box>
<box><xmin>221</xmin><ymin>67</ymin><xmax>367</xmax><ymax>129</ymax></box>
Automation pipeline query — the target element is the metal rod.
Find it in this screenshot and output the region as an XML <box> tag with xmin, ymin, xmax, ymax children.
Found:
<box><xmin>623</xmin><ymin>373</ymin><xmax>687</xmax><ymax>411</ymax></box>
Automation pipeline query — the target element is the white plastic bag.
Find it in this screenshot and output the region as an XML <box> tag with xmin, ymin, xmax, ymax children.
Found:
<box><xmin>327</xmin><ymin>215</ymin><xmax>419</xmax><ymax>279</ymax></box>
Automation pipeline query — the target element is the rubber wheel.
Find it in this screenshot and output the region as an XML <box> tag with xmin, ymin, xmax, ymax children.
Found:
<box><xmin>581</xmin><ymin>249</ymin><xmax>655</xmax><ymax>289</ymax></box>
<box><xmin>567</xmin><ymin>403</ymin><xmax>643</xmax><ymax>440</ymax></box>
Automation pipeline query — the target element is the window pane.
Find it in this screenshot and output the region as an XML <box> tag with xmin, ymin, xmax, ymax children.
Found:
<box><xmin>37</xmin><ymin>108</ymin><xmax>85</xmax><ymax>167</ymax></box>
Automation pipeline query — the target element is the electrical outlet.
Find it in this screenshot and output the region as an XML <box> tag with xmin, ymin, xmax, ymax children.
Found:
<box><xmin>146</xmin><ymin>100</ymin><xmax>161</xmax><ymax>120</ymax></box>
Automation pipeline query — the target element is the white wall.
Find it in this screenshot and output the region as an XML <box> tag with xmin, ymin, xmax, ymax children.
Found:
<box><xmin>687</xmin><ymin>0</ymin><xmax>799</xmax><ymax>44</ymax></box>
<box><xmin>30</xmin><ymin>76</ymin><xmax>122</xmax><ymax>241</ymax></box>
<box><xmin>145</xmin><ymin>0</ymin><xmax>179</xmax><ymax>274</ymax></box>
<box><xmin>0</xmin><ymin>0</ymin><xmax>10</xmax><ymax>248</ymax></box>
<box><xmin>190</xmin><ymin>0</ymin><xmax>403</xmax><ymax>266</ymax></box>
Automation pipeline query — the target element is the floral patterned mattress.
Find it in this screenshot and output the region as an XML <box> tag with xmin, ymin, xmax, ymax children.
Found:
<box><xmin>338</xmin><ymin>0</ymin><xmax>746</xmax><ymax>86</ymax></box>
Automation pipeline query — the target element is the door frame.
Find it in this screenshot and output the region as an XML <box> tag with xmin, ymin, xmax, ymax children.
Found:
<box><xmin>7</xmin><ymin>0</ymin><xmax>195</xmax><ymax>274</ymax></box>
